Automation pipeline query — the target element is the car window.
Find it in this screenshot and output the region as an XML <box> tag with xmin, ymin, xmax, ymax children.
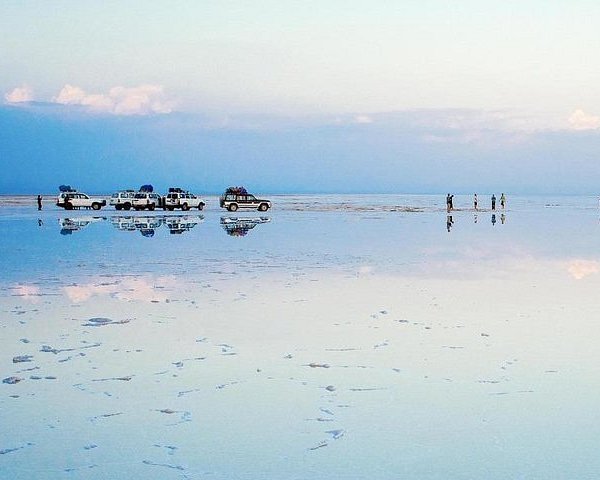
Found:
<box><xmin>247</xmin><ymin>195</ymin><xmax>256</xmax><ymax>201</ymax></box>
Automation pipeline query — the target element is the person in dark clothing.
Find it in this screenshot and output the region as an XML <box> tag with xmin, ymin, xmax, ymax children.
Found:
<box><xmin>37</xmin><ymin>195</ymin><xmax>42</xmax><ymax>210</ymax></box>
<box><xmin>491</xmin><ymin>194</ymin><xmax>496</xmax><ymax>211</ymax></box>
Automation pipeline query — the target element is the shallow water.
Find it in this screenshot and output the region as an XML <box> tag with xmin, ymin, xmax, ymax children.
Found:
<box><xmin>1</xmin><ymin>195</ymin><xmax>600</xmax><ymax>479</ymax></box>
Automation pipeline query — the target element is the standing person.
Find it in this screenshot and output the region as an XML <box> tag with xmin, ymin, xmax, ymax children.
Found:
<box><xmin>446</xmin><ymin>194</ymin><xmax>451</xmax><ymax>212</ymax></box>
<box><xmin>449</xmin><ymin>194</ymin><xmax>454</xmax><ymax>210</ymax></box>
<box><xmin>500</xmin><ymin>193</ymin><xmax>506</xmax><ymax>209</ymax></box>
<box><xmin>474</xmin><ymin>193</ymin><xmax>478</xmax><ymax>210</ymax></box>
<box><xmin>37</xmin><ymin>195</ymin><xmax>42</xmax><ymax>211</ymax></box>
<box><xmin>491</xmin><ymin>194</ymin><xmax>496</xmax><ymax>211</ymax></box>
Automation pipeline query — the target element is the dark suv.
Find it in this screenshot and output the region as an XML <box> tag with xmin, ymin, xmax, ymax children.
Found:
<box><xmin>219</xmin><ymin>187</ymin><xmax>271</xmax><ymax>212</ymax></box>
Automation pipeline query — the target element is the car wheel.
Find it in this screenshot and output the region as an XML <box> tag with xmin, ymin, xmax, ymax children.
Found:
<box><xmin>115</xmin><ymin>204</ymin><xmax>122</xmax><ymax>211</ymax></box>
<box><xmin>65</xmin><ymin>202</ymin><xmax>74</xmax><ymax>210</ymax></box>
<box><xmin>258</xmin><ymin>203</ymin><xmax>269</xmax><ymax>212</ymax></box>
<box><xmin>124</xmin><ymin>202</ymin><xmax>132</xmax><ymax>210</ymax></box>
<box><xmin>197</xmin><ymin>203</ymin><xmax>204</xmax><ymax>211</ymax></box>
<box><xmin>167</xmin><ymin>206</ymin><xmax>174</xmax><ymax>211</ymax></box>
<box><xmin>228</xmin><ymin>203</ymin><xmax>238</xmax><ymax>212</ymax></box>
<box><xmin>91</xmin><ymin>203</ymin><xmax>101</xmax><ymax>210</ymax></box>
<box><xmin>149</xmin><ymin>204</ymin><xmax>155</xmax><ymax>211</ymax></box>
<box><xmin>181</xmin><ymin>203</ymin><xmax>190</xmax><ymax>211</ymax></box>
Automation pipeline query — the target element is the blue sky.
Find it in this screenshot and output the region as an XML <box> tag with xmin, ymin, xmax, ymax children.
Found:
<box><xmin>2</xmin><ymin>1</ymin><xmax>600</xmax><ymax>193</ymax></box>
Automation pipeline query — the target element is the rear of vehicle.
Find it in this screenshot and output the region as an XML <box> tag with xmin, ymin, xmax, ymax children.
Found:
<box><xmin>132</xmin><ymin>192</ymin><xmax>159</xmax><ymax>210</ymax></box>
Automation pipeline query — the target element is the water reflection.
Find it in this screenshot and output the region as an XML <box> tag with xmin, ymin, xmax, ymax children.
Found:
<box><xmin>165</xmin><ymin>215</ymin><xmax>204</xmax><ymax>234</ymax></box>
<box><xmin>111</xmin><ymin>216</ymin><xmax>166</xmax><ymax>237</ymax></box>
<box><xmin>446</xmin><ymin>215</ymin><xmax>454</xmax><ymax>232</ymax></box>
<box><xmin>59</xmin><ymin>216</ymin><xmax>106</xmax><ymax>235</ymax></box>
<box><xmin>444</xmin><ymin>213</ymin><xmax>508</xmax><ymax>231</ymax></box>
<box><xmin>59</xmin><ymin>214</ymin><xmax>204</xmax><ymax>236</ymax></box>
<box><xmin>221</xmin><ymin>216</ymin><xmax>271</xmax><ymax>237</ymax></box>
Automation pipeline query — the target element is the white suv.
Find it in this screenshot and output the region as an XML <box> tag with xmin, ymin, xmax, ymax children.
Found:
<box><xmin>56</xmin><ymin>192</ymin><xmax>107</xmax><ymax>210</ymax></box>
<box><xmin>110</xmin><ymin>191</ymin><xmax>136</xmax><ymax>210</ymax></box>
<box><xmin>132</xmin><ymin>192</ymin><xmax>161</xmax><ymax>211</ymax></box>
<box><xmin>164</xmin><ymin>189</ymin><xmax>205</xmax><ymax>211</ymax></box>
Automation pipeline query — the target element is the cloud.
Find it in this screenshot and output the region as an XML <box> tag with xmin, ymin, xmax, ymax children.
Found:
<box><xmin>4</xmin><ymin>85</ymin><xmax>34</xmax><ymax>103</ymax></box>
<box><xmin>10</xmin><ymin>284</ymin><xmax>41</xmax><ymax>302</ymax></box>
<box><xmin>566</xmin><ymin>259</ymin><xmax>600</xmax><ymax>279</ymax></box>
<box><xmin>63</xmin><ymin>276</ymin><xmax>177</xmax><ymax>303</ymax></box>
<box><xmin>568</xmin><ymin>109</ymin><xmax>600</xmax><ymax>131</ymax></box>
<box><xmin>354</xmin><ymin>115</ymin><xmax>373</xmax><ymax>124</ymax></box>
<box><xmin>53</xmin><ymin>84</ymin><xmax>174</xmax><ymax>115</ymax></box>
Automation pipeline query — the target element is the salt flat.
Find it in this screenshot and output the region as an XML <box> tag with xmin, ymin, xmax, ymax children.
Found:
<box><xmin>1</xmin><ymin>195</ymin><xmax>599</xmax><ymax>479</ymax></box>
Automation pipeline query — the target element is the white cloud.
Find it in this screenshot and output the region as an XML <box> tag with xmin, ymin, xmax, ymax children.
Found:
<box><xmin>4</xmin><ymin>85</ymin><xmax>34</xmax><ymax>103</ymax></box>
<box><xmin>63</xmin><ymin>276</ymin><xmax>177</xmax><ymax>303</ymax></box>
<box><xmin>354</xmin><ymin>115</ymin><xmax>373</xmax><ymax>124</ymax></box>
<box><xmin>568</xmin><ymin>109</ymin><xmax>600</xmax><ymax>131</ymax></box>
<box><xmin>10</xmin><ymin>284</ymin><xmax>41</xmax><ymax>302</ymax></box>
<box><xmin>566</xmin><ymin>259</ymin><xmax>600</xmax><ymax>279</ymax></box>
<box><xmin>53</xmin><ymin>84</ymin><xmax>174</xmax><ymax>115</ymax></box>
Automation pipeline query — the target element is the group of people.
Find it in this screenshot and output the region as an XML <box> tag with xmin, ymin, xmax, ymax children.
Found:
<box><xmin>447</xmin><ymin>193</ymin><xmax>506</xmax><ymax>212</ymax></box>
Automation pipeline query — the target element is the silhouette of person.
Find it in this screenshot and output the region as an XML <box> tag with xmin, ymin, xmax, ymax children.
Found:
<box><xmin>449</xmin><ymin>194</ymin><xmax>454</xmax><ymax>210</ymax></box>
<box><xmin>446</xmin><ymin>215</ymin><xmax>454</xmax><ymax>232</ymax></box>
<box><xmin>474</xmin><ymin>193</ymin><xmax>478</xmax><ymax>210</ymax></box>
<box><xmin>500</xmin><ymin>193</ymin><xmax>506</xmax><ymax>209</ymax></box>
<box><xmin>491</xmin><ymin>194</ymin><xmax>496</xmax><ymax>211</ymax></box>
<box><xmin>37</xmin><ymin>195</ymin><xmax>42</xmax><ymax>211</ymax></box>
<box><xmin>501</xmin><ymin>213</ymin><xmax>506</xmax><ymax>224</ymax></box>
<box><xmin>491</xmin><ymin>214</ymin><xmax>496</xmax><ymax>225</ymax></box>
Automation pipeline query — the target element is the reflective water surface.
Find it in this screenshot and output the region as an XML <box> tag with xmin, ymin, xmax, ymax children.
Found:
<box><xmin>1</xmin><ymin>194</ymin><xmax>600</xmax><ymax>479</ymax></box>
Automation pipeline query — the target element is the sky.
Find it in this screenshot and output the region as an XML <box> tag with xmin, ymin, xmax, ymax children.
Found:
<box><xmin>2</xmin><ymin>0</ymin><xmax>600</xmax><ymax>193</ymax></box>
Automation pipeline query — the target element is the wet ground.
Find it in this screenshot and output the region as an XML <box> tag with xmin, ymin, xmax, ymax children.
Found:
<box><xmin>1</xmin><ymin>194</ymin><xmax>600</xmax><ymax>479</ymax></box>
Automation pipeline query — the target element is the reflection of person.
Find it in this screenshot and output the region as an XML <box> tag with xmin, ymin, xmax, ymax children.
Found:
<box><xmin>474</xmin><ymin>193</ymin><xmax>478</xmax><ymax>210</ymax></box>
<box><xmin>491</xmin><ymin>194</ymin><xmax>496</xmax><ymax>210</ymax></box>
<box><xmin>500</xmin><ymin>193</ymin><xmax>506</xmax><ymax>209</ymax></box>
<box><xmin>491</xmin><ymin>214</ymin><xmax>496</xmax><ymax>225</ymax></box>
<box><xmin>474</xmin><ymin>213</ymin><xmax>478</xmax><ymax>224</ymax></box>
<box><xmin>446</xmin><ymin>215</ymin><xmax>454</xmax><ymax>232</ymax></box>
<box><xmin>38</xmin><ymin>219</ymin><xmax>43</xmax><ymax>226</ymax></box>
<box><xmin>501</xmin><ymin>213</ymin><xmax>506</xmax><ymax>224</ymax></box>
<box><xmin>37</xmin><ymin>195</ymin><xmax>42</xmax><ymax>210</ymax></box>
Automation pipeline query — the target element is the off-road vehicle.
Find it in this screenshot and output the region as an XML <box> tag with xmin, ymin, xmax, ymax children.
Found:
<box><xmin>163</xmin><ymin>188</ymin><xmax>205</xmax><ymax>211</ymax></box>
<box><xmin>219</xmin><ymin>187</ymin><xmax>271</xmax><ymax>212</ymax></box>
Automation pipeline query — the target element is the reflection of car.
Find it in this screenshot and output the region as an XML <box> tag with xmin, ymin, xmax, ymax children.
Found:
<box><xmin>110</xmin><ymin>190</ymin><xmax>136</xmax><ymax>210</ymax></box>
<box><xmin>57</xmin><ymin>191</ymin><xmax>107</xmax><ymax>210</ymax></box>
<box><xmin>111</xmin><ymin>216</ymin><xmax>164</xmax><ymax>237</ymax></box>
<box><xmin>219</xmin><ymin>187</ymin><xmax>271</xmax><ymax>212</ymax></box>
<box><xmin>134</xmin><ymin>217</ymin><xmax>164</xmax><ymax>237</ymax></box>
<box><xmin>111</xmin><ymin>216</ymin><xmax>137</xmax><ymax>231</ymax></box>
<box><xmin>220</xmin><ymin>216</ymin><xmax>271</xmax><ymax>237</ymax></box>
<box><xmin>133</xmin><ymin>192</ymin><xmax>162</xmax><ymax>211</ymax></box>
<box><xmin>165</xmin><ymin>215</ymin><xmax>204</xmax><ymax>234</ymax></box>
<box><xmin>164</xmin><ymin>188</ymin><xmax>205</xmax><ymax>211</ymax></box>
<box><xmin>59</xmin><ymin>217</ymin><xmax>106</xmax><ymax>235</ymax></box>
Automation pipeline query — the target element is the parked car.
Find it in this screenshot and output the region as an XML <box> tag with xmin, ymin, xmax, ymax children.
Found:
<box><xmin>219</xmin><ymin>187</ymin><xmax>271</xmax><ymax>212</ymax></box>
<box><xmin>110</xmin><ymin>190</ymin><xmax>136</xmax><ymax>210</ymax></box>
<box><xmin>132</xmin><ymin>192</ymin><xmax>162</xmax><ymax>210</ymax></box>
<box><xmin>56</xmin><ymin>191</ymin><xmax>107</xmax><ymax>210</ymax></box>
<box><xmin>163</xmin><ymin>188</ymin><xmax>205</xmax><ymax>211</ymax></box>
